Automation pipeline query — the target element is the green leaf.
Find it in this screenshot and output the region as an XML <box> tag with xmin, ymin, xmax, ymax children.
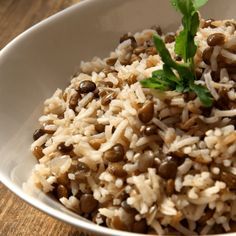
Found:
<box><xmin>153</xmin><ymin>35</ymin><xmax>176</xmax><ymax>67</ymax></box>
<box><xmin>193</xmin><ymin>0</ymin><xmax>208</xmax><ymax>9</ymax></box>
<box><xmin>175</xmin><ymin>30</ymin><xmax>187</xmax><ymax>61</ymax></box>
<box><xmin>190</xmin><ymin>83</ymin><xmax>213</xmax><ymax>107</ymax></box>
<box><xmin>171</xmin><ymin>0</ymin><xmax>208</xmax><ymax>12</ymax></box>
<box><xmin>140</xmin><ymin>76</ymin><xmax>170</xmax><ymax>90</ymax></box>
<box><xmin>190</xmin><ymin>11</ymin><xmax>200</xmax><ymax>35</ymax></box>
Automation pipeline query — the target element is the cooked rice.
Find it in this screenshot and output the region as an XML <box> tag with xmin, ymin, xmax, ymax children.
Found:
<box><xmin>25</xmin><ymin>18</ymin><xmax>236</xmax><ymax>235</ymax></box>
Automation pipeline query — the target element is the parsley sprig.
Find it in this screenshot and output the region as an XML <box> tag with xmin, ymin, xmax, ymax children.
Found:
<box><xmin>141</xmin><ymin>0</ymin><xmax>213</xmax><ymax>107</ymax></box>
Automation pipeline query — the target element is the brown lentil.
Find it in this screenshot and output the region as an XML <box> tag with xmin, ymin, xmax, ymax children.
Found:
<box><xmin>110</xmin><ymin>216</ymin><xmax>127</xmax><ymax>231</ymax></box>
<box><xmin>202</xmin><ymin>47</ymin><xmax>213</xmax><ymax>65</ymax></box>
<box><xmin>103</xmin><ymin>144</ymin><xmax>125</xmax><ymax>162</ymax></box>
<box><xmin>211</xmin><ymin>70</ymin><xmax>220</xmax><ymax>82</ymax></box>
<box><xmin>198</xmin><ymin>208</ymin><xmax>214</xmax><ymax>225</ymax></box>
<box><xmin>138</xmin><ymin>151</ymin><xmax>154</xmax><ymax>172</ymax></box>
<box><xmin>69</xmin><ymin>91</ymin><xmax>81</xmax><ymax>110</ymax></box>
<box><xmin>207</xmin><ymin>33</ymin><xmax>225</xmax><ymax>47</ymax></box>
<box><xmin>101</xmin><ymin>92</ymin><xmax>117</xmax><ymax>106</ymax></box>
<box><xmin>165</xmin><ymin>33</ymin><xmax>175</xmax><ymax>44</ymax></box>
<box><xmin>119</xmin><ymin>34</ymin><xmax>137</xmax><ymax>48</ymax></box>
<box><xmin>127</xmin><ymin>74</ymin><xmax>137</xmax><ymax>85</ymax></box>
<box><xmin>132</xmin><ymin>219</ymin><xmax>148</xmax><ymax>234</ymax></box>
<box><xmin>151</xmin><ymin>25</ymin><xmax>162</xmax><ymax>35</ymax></box>
<box><xmin>138</xmin><ymin>102</ymin><xmax>154</xmax><ymax>123</ymax></box>
<box><xmin>76</xmin><ymin>161</ymin><xmax>90</xmax><ymax>173</ymax></box>
<box><xmin>89</xmin><ymin>139</ymin><xmax>103</xmax><ymax>150</ymax></box>
<box><xmin>33</xmin><ymin>146</ymin><xmax>44</xmax><ymax>160</ymax></box>
<box><xmin>57</xmin><ymin>172</ymin><xmax>70</xmax><ymax>186</ymax></box>
<box><xmin>103</xmin><ymin>81</ymin><xmax>114</xmax><ymax>88</ymax></box>
<box><xmin>220</xmin><ymin>171</ymin><xmax>236</xmax><ymax>190</ymax></box>
<box><xmin>42</xmin><ymin>126</ymin><xmax>55</xmax><ymax>135</ymax></box>
<box><xmin>225</xmin><ymin>21</ymin><xmax>236</xmax><ymax>28</ymax></box>
<box><xmin>130</xmin><ymin>54</ymin><xmax>141</xmax><ymax>64</ymax></box>
<box><xmin>78</xmin><ymin>80</ymin><xmax>96</xmax><ymax>94</ymax></box>
<box><xmin>215</xmin><ymin>88</ymin><xmax>231</xmax><ymax>110</ymax></box>
<box><xmin>107</xmin><ymin>163</ymin><xmax>127</xmax><ymax>178</ymax></box>
<box><xmin>57</xmin><ymin>142</ymin><xmax>73</xmax><ymax>154</ymax></box>
<box><xmin>143</xmin><ymin>124</ymin><xmax>158</xmax><ymax>136</ymax></box>
<box><xmin>202</xmin><ymin>19</ymin><xmax>217</xmax><ymax>28</ymax></box>
<box><xmin>33</xmin><ymin>128</ymin><xmax>45</xmax><ymax>141</ymax></box>
<box><xmin>122</xmin><ymin>201</ymin><xmax>138</xmax><ymax>214</ymax></box>
<box><xmin>133</xmin><ymin>46</ymin><xmax>146</xmax><ymax>55</ymax></box>
<box><xmin>106</xmin><ymin>57</ymin><xmax>117</xmax><ymax>66</ymax></box>
<box><xmin>166</xmin><ymin>179</ymin><xmax>175</xmax><ymax>196</ymax></box>
<box><xmin>95</xmin><ymin>123</ymin><xmax>105</xmax><ymax>133</ymax></box>
<box><xmin>57</xmin><ymin>184</ymin><xmax>68</xmax><ymax>199</ymax></box>
<box><xmin>120</xmin><ymin>58</ymin><xmax>130</xmax><ymax>66</ymax></box>
<box><xmin>145</xmin><ymin>46</ymin><xmax>157</xmax><ymax>56</ymax></box>
<box><xmin>102</xmin><ymin>67</ymin><xmax>117</xmax><ymax>75</ymax></box>
<box><xmin>80</xmin><ymin>194</ymin><xmax>98</xmax><ymax>213</ymax></box>
<box><xmin>158</xmin><ymin>159</ymin><xmax>178</xmax><ymax>179</ymax></box>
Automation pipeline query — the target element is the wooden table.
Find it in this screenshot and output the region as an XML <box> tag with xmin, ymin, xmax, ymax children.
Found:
<box><xmin>0</xmin><ymin>1</ymin><xmax>86</xmax><ymax>235</ymax></box>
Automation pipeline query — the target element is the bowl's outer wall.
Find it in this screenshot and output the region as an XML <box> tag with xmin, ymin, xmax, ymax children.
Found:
<box><xmin>1</xmin><ymin>0</ymin><xmax>236</xmax><ymax>235</ymax></box>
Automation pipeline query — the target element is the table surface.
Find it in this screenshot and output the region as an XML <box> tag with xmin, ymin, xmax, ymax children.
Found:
<box><xmin>0</xmin><ymin>1</ymin><xmax>86</xmax><ymax>235</ymax></box>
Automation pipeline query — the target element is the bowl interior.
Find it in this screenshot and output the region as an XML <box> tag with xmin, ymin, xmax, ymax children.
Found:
<box><xmin>1</xmin><ymin>0</ymin><xmax>236</xmax><ymax>235</ymax></box>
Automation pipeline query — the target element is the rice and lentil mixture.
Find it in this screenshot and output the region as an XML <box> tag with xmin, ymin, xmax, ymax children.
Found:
<box><xmin>27</xmin><ymin>18</ymin><xmax>236</xmax><ymax>235</ymax></box>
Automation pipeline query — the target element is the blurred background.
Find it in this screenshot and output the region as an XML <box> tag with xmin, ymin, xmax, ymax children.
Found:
<box><xmin>0</xmin><ymin>1</ymin><xmax>84</xmax><ymax>235</ymax></box>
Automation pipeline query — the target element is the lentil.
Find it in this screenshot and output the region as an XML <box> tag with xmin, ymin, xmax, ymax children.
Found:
<box><xmin>110</xmin><ymin>216</ymin><xmax>127</xmax><ymax>231</ymax></box>
<box><xmin>138</xmin><ymin>151</ymin><xmax>154</xmax><ymax>172</ymax></box>
<box><xmin>101</xmin><ymin>92</ymin><xmax>117</xmax><ymax>106</ymax></box>
<box><xmin>107</xmin><ymin>163</ymin><xmax>127</xmax><ymax>178</ymax></box>
<box><xmin>103</xmin><ymin>144</ymin><xmax>125</xmax><ymax>162</ymax></box>
<box><xmin>69</xmin><ymin>91</ymin><xmax>81</xmax><ymax>110</ymax></box>
<box><xmin>133</xmin><ymin>46</ymin><xmax>146</xmax><ymax>55</ymax></box>
<box><xmin>220</xmin><ymin>171</ymin><xmax>236</xmax><ymax>189</ymax></box>
<box><xmin>132</xmin><ymin>219</ymin><xmax>148</xmax><ymax>233</ymax></box>
<box><xmin>202</xmin><ymin>19</ymin><xmax>217</xmax><ymax>28</ymax></box>
<box><xmin>78</xmin><ymin>80</ymin><xmax>96</xmax><ymax>94</ymax></box>
<box><xmin>127</xmin><ymin>74</ymin><xmax>137</xmax><ymax>85</ymax></box>
<box><xmin>151</xmin><ymin>25</ymin><xmax>162</xmax><ymax>35</ymax></box>
<box><xmin>207</xmin><ymin>33</ymin><xmax>225</xmax><ymax>46</ymax></box>
<box><xmin>102</xmin><ymin>68</ymin><xmax>117</xmax><ymax>75</ymax></box>
<box><xmin>33</xmin><ymin>128</ymin><xmax>45</xmax><ymax>141</ymax></box>
<box><xmin>145</xmin><ymin>46</ymin><xmax>157</xmax><ymax>56</ymax></box>
<box><xmin>130</xmin><ymin>54</ymin><xmax>141</xmax><ymax>64</ymax></box>
<box><xmin>165</xmin><ymin>33</ymin><xmax>175</xmax><ymax>44</ymax></box>
<box><xmin>57</xmin><ymin>142</ymin><xmax>73</xmax><ymax>154</ymax></box>
<box><xmin>106</xmin><ymin>57</ymin><xmax>117</xmax><ymax>66</ymax></box>
<box><xmin>166</xmin><ymin>179</ymin><xmax>175</xmax><ymax>196</ymax></box>
<box><xmin>158</xmin><ymin>159</ymin><xmax>178</xmax><ymax>179</ymax></box>
<box><xmin>94</xmin><ymin>123</ymin><xmax>105</xmax><ymax>133</ymax></box>
<box><xmin>138</xmin><ymin>102</ymin><xmax>154</xmax><ymax>123</ymax></box>
<box><xmin>202</xmin><ymin>47</ymin><xmax>213</xmax><ymax>65</ymax></box>
<box><xmin>57</xmin><ymin>172</ymin><xmax>70</xmax><ymax>186</ymax></box>
<box><xmin>120</xmin><ymin>34</ymin><xmax>137</xmax><ymax>48</ymax></box>
<box><xmin>57</xmin><ymin>184</ymin><xmax>68</xmax><ymax>199</ymax></box>
<box><xmin>80</xmin><ymin>194</ymin><xmax>98</xmax><ymax>213</ymax></box>
<box><xmin>33</xmin><ymin>146</ymin><xmax>44</xmax><ymax>160</ymax></box>
<box><xmin>198</xmin><ymin>208</ymin><xmax>214</xmax><ymax>225</ymax></box>
<box><xmin>143</xmin><ymin>124</ymin><xmax>158</xmax><ymax>136</ymax></box>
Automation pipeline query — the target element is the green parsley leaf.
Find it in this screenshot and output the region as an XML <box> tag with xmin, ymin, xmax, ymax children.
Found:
<box><xmin>190</xmin><ymin>83</ymin><xmax>213</xmax><ymax>107</ymax></box>
<box><xmin>140</xmin><ymin>0</ymin><xmax>212</xmax><ymax>107</ymax></box>
<box><xmin>193</xmin><ymin>0</ymin><xmax>208</xmax><ymax>9</ymax></box>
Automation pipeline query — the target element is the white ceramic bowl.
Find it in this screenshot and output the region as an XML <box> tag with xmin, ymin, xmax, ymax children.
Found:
<box><xmin>1</xmin><ymin>0</ymin><xmax>236</xmax><ymax>235</ymax></box>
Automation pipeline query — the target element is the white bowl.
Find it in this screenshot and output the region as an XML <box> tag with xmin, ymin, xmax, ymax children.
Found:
<box><xmin>1</xmin><ymin>0</ymin><xmax>236</xmax><ymax>235</ymax></box>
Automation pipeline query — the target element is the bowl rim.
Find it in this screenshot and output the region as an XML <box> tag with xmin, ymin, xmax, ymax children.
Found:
<box><xmin>1</xmin><ymin>0</ymin><xmax>236</xmax><ymax>235</ymax></box>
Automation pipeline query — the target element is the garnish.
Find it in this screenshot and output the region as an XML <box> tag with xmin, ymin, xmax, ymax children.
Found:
<box><xmin>141</xmin><ymin>0</ymin><xmax>213</xmax><ymax>107</ymax></box>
